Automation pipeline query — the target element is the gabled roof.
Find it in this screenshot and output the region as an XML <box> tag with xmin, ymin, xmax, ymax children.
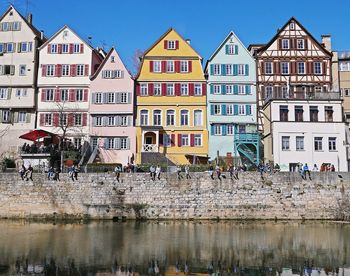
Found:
<box><xmin>204</xmin><ymin>31</ymin><xmax>253</xmax><ymax>72</ymax></box>
<box><xmin>257</xmin><ymin>17</ymin><xmax>332</xmax><ymax>57</ymax></box>
<box><xmin>0</xmin><ymin>5</ymin><xmax>45</xmax><ymax>40</ymax></box>
<box><xmin>38</xmin><ymin>25</ymin><xmax>95</xmax><ymax>51</ymax></box>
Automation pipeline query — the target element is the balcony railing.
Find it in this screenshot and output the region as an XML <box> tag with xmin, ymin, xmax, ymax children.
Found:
<box><xmin>234</xmin><ymin>132</ymin><xmax>260</xmax><ymax>143</ymax></box>
<box><xmin>142</xmin><ymin>144</ymin><xmax>158</xmax><ymax>152</ymax></box>
<box><xmin>264</xmin><ymin>91</ymin><xmax>341</xmax><ymax>104</ymax></box>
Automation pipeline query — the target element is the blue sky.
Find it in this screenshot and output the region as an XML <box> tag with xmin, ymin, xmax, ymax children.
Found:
<box><xmin>2</xmin><ymin>0</ymin><xmax>350</xmax><ymax>73</ymax></box>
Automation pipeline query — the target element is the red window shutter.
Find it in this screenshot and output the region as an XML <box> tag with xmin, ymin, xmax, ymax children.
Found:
<box><xmin>41</xmin><ymin>89</ymin><xmax>46</xmax><ymax>102</ymax></box>
<box><xmin>83</xmin><ymin>89</ymin><xmax>88</xmax><ymax>101</ymax></box>
<box><xmin>56</xmin><ymin>64</ymin><xmax>62</xmax><ymax>77</ymax></box>
<box><xmin>68</xmin><ymin>113</ymin><xmax>74</xmax><ymax>127</ymax></box>
<box><xmin>304</xmin><ymin>39</ymin><xmax>308</xmax><ymax>50</ymax></box>
<box><xmin>161</xmin><ymin>61</ymin><xmax>167</xmax><ymax>73</ymax></box>
<box><xmin>84</xmin><ymin>64</ymin><xmax>89</xmax><ymax>76</ymax></box>
<box><xmin>323</xmin><ymin>62</ymin><xmax>327</xmax><ymax>75</ymax></box>
<box><xmin>136</xmin><ymin>83</ymin><xmax>140</xmax><ymax>96</ymax></box>
<box><xmin>70</xmin><ymin>65</ymin><xmax>76</xmax><ymax>77</ymax></box>
<box><xmin>150</xmin><ymin>61</ymin><xmax>154</xmax><ymax>72</ymax></box>
<box><xmin>47</xmin><ymin>44</ymin><xmax>51</xmax><ymax>54</ymax></box>
<box><xmin>175</xmin><ymin>83</ymin><xmax>181</xmax><ymax>96</ymax></box>
<box><xmin>69</xmin><ymin>43</ymin><xmax>74</xmax><ymax>54</ymax></box>
<box><xmin>261</xmin><ymin>62</ymin><xmax>265</xmax><ymax>74</ymax></box>
<box><xmin>82</xmin><ymin>113</ymin><xmax>87</xmax><ymax>126</ymax></box>
<box><xmin>190</xmin><ymin>134</ymin><xmax>195</xmax><ymax>147</ymax></box>
<box><xmin>53</xmin><ymin>113</ymin><xmax>59</xmax><ymax>127</ymax></box>
<box><xmin>274</xmin><ymin>62</ymin><xmax>280</xmax><ymax>75</ymax></box>
<box><xmin>39</xmin><ymin>113</ymin><xmax>45</xmax><ymax>126</ymax></box>
<box><xmin>80</xmin><ymin>44</ymin><xmax>84</xmax><ymax>53</ymax></box>
<box><xmin>307</xmin><ymin>62</ymin><xmax>312</xmax><ymax>74</ymax></box>
<box><xmin>175</xmin><ymin>40</ymin><xmax>179</xmax><ymax>49</ymax></box>
<box><xmin>178</xmin><ymin>134</ymin><xmax>182</xmax><ymax>147</ymax></box>
<box><xmin>175</xmin><ymin>61</ymin><xmax>180</xmax><ymax>73</ymax></box>
<box><xmin>278</xmin><ymin>39</ymin><xmax>282</xmax><ymax>50</ymax></box>
<box><xmin>161</xmin><ymin>83</ymin><xmax>167</xmax><ymax>96</ymax></box>
<box><xmin>188</xmin><ymin>61</ymin><xmax>192</xmax><ymax>72</ymax></box>
<box><xmin>148</xmin><ymin>83</ymin><xmax>154</xmax><ymax>96</ymax></box>
<box><xmin>202</xmin><ymin>83</ymin><xmax>207</xmax><ymax>95</ymax></box>
<box><xmin>42</xmin><ymin>65</ymin><xmax>47</xmax><ymax>77</ymax></box>
<box><xmin>189</xmin><ymin>83</ymin><xmax>194</xmax><ymax>96</ymax></box>
<box><xmin>69</xmin><ymin>89</ymin><xmax>75</xmax><ymax>102</ymax></box>
<box><xmin>171</xmin><ymin>134</ymin><xmax>175</xmax><ymax>147</ymax></box>
<box><xmin>164</xmin><ymin>40</ymin><xmax>168</xmax><ymax>49</ymax></box>
<box><xmin>58</xmin><ymin>44</ymin><xmax>62</xmax><ymax>54</ymax></box>
<box><xmin>55</xmin><ymin>88</ymin><xmax>60</xmax><ymax>102</ymax></box>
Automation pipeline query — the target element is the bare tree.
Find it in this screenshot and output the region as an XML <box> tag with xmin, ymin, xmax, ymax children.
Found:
<box><xmin>131</xmin><ymin>48</ymin><xmax>143</xmax><ymax>77</ymax></box>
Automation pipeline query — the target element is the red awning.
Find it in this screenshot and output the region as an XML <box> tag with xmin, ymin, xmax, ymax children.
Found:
<box><xmin>19</xmin><ymin>129</ymin><xmax>59</xmax><ymax>142</ymax></box>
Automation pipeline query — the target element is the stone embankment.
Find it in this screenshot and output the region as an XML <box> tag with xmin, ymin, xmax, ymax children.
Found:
<box><xmin>0</xmin><ymin>172</ymin><xmax>348</xmax><ymax>220</ymax></box>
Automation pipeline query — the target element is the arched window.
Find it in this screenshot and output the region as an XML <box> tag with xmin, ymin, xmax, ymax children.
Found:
<box><xmin>153</xmin><ymin>110</ymin><xmax>162</xmax><ymax>126</ymax></box>
<box><xmin>140</xmin><ymin>110</ymin><xmax>149</xmax><ymax>126</ymax></box>
<box><xmin>180</xmin><ymin>110</ymin><xmax>189</xmax><ymax>126</ymax></box>
<box><xmin>166</xmin><ymin>110</ymin><xmax>175</xmax><ymax>126</ymax></box>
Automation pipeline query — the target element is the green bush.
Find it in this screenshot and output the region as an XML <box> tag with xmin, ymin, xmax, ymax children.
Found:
<box><xmin>1</xmin><ymin>158</ymin><xmax>16</xmax><ymax>168</ymax></box>
<box><xmin>86</xmin><ymin>163</ymin><xmax>122</xmax><ymax>173</ymax></box>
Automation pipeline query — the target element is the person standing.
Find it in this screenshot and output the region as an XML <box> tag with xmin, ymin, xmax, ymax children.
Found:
<box><xmin>156</xmin><ymin>165</ymin><xmax>161</xmax><ymax>180</ymax></box>
<box><xmin>185</xmin><ymin>165</ymin><xmax>191</xmax><ymax>179</ymax></box>
<box><xmin>208</xmin><ymin>164</ymin><xmax>214</xmax><ymax>180</ymax></box>
<box><xmin>215</xmin><ymin>165</ymin><xmax>221</xmax><ymax>181</ymax></box>
<box><xmin>177</xmin><ymin>165</ymin><xmax>183</xmax><ymax>180</ymax></box>
<box><xmin>26</xmin><ymin>164</ymin><xmax>33</xmax><ymax>181</ymax></box>
<box><xmin>149</xmin><ymin>165</ymin><xmax>156</xmax><ymax>181</ymax></box>
<box><xmin>19</xmin><ymin>164</ymin><xmax>26</xmax><ymax>180</ymax></box>
<box><xmin>114</xmin><ymin>165</ymin><xmax>121</xmax><ymax>183</ymax></box>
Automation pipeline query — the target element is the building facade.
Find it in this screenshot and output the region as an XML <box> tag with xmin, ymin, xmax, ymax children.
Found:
<box><xmin>37</xmin><ymin>26</ymin><xmax>102</xmax><ymax>148</ymax></box>
<box><xmin>205</xmin><ymin>31</ymin><xmax>258</xmax><ymax>166</ymax></box>
<box><xmin>89</xmin><ymin>48</ymin><xmax>135</xmax><ymax>164</ymax></box>
<box><xmin>0</xmin><ymin>6</ymin><xmax>44</xmax><ymax>157</ymax></box>
<box><xmin>135</xmin><ymin>28</ymin><xmax>208</xmax><ymax>165</ymax></box>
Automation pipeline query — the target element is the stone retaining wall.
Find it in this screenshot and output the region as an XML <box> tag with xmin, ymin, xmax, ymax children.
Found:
<box><xmin>0</xmin><ymin>172</ymin><xmax>348</xmax><ymax>220</ymax></box>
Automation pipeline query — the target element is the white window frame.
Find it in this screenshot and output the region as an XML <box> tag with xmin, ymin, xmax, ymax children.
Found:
<box><xmin>46</xmin><ymin>89</ymin><xmax>54</xmax><ymax>101</ymax></box>
<box><xmin>167</xmin><ymin>83</ymin><xmax>175</xmax><ymax>96</ymax></box>
<box><xmin>76</xmin><ymin>89</ymin><xmax>84</xmax><ymax>102</ymax></box>
<box><xmin>297</xmin><ymin>62</ymin><xmax>305</xmax><ymax>74</ymax></box>
<box><xmin>296</xmin><ymin>136</ymin><xmax>304</xmax><ymax>151</ymax></box>
<box><xmin>314</xmin><ymin>137</ymin><xmax>323</xmax><ymax>151</ymax></box>
<box><xmin>95</xmin><ymin>92</ymin><xmax>102</xmax><ymax>104</ymax></box>
<box><xmin>62</xmin><ymin>44</ymin><xmax>69</xmax><ymax>53</ymax></box>
<box><xmin>73</xmin><ymin>44</ymin><xmax>80</xmax><ymax>53</ymax></box>
<box><xmin>167</xmin><ymin>40</ymin><xmax>176</xmax><ymax>50</ymax></box>
<box><xmin>226</xmin><ymin>85</ymin><xmax>233</xmax><ymax>94</ymax></box>
<box><xmin>140</xmin><ymin>84</ymin><xmax>148</xmax><ymax>96</ymax></box>
<box><xmin>62</xmin><ymin>64</ymin><xmax>70</xmax><ymax>76</ymax></box>
<box><xmin>74</xmin><ymin>114</ymin><xmax>82</xmax><ymax>126</ymax></box>
<box><xmin>181</xmin><ymin>83</ymin><xmax>188</xmax><ymax>96</ymax></box>
<box><xmin>180</xmin><ymin>110</ymin><xmax>189</xmax><ymax>126</ymax></box>
<box><xmin>226</xmin><ymin>104</ymin><xmax>234</xmax><ymax>115</ymax></box>
<box><xmin>180</xmin><ymin>60</ymin><xmax>188</xmax><ymax>72</ymax></box>
<box><xmin>282</xmin><ymin>136</ymin><xmax>290</xmax><ymax>151</ymax></box>
<box><xmin>214</xmin><ymin>125</ymin><xmax>221</xmax><ymax>135</ymax></box>
<box><xmin>19</xmin><ymin>65</ymin><xmax>26</xmax><ymax>76</ymax></box>
<box><xmin>314</xmin><ymin>62</ymin><xmax>322</xmax><ymax>75</ymax></box>
<box><xmin>153</xmin><ymin>110</ymin><xmax>162</xmax><ymax>126</ymax></box>
<box><xmin>227</xmin><ymin>124</ymin><xmax>234</xmax><ymax>135</ymax></box>
<box><xmin>194</xmin><ymin>134</ymin><xmax>202</xmax><ymax>147</ymax></box>
<box><xmin>76</xmin><ymin>64</ymin><xmax>84</xmax><ymax>76</ymax></box>
<box><xmin>193</xmin><ymin>110</ymin><xmax>203</xmax><ymax>126</ymax></box>
<box><xmin>140</xmin><ymin>110</ymin><xmax>149</xmax><ymax>126</ymax></box>
<box><xmin>18</xmin><ymin>112</ymin><xmax>26</xmax><ymax>123</ymax></box>
<box><xmin>153</xmin><ymin>61</ymin><xmax>161</xmax><ymax>73</ymax></box>
<box><xmin>281</xmin><ymin>62</ymin><xmax>289</xmax><ymax>75</ymax></box>
<box><xmin>213</xmin><ymin>104</ymin><xmax>221</xmax><ymax>115</ymax></box>
<box><xmin>238</xmin><ymin>64</ymin><xmax>245</xmax><ymax>75</ymax></box>
<box><xmin>213</xmin><ymin>64</ymin><xmax>221</xmax><ymax>75</ymax></box>
<box><xmin>213</xmin><ymin>85</ymin><xmax>221</xmax><ymax>94</ymax></box>
<box><xmin>181</xmin><ymin>134</ymin><xmax>189</xmax><ymax>146</ymax></box>
<box><xmin>167</xmin><ymin>60</ymin><xmax>175</xmax><ymax>73</ymax></box>
<box><xmin>226</xmin><ymin>64</ymin><xmax>233</xmax><ymax>75</ymax></box>
<box><xmin>297</xmin><ymin>39</ymin><xmax>305</xmax><ymax>49</ymax></box>
<box><xmin>46</xmin><ymin>65</ymin><xmax>55</xmax><ymax>77</ymax></box>
<box><xmin>61</xmin><ymin>89</ymin><xmax>69</xmax><ymax>102</ymax></box>
<box><xmin>265</xmin><ymin>62</ymin><xmax>273</xmax><ymax>74</ymax></box>
<box><xmin>166</xmin><ymin>110</ymin><xmax>175</xmax><ymax>126</ymax></box>
<box><xmin>329</xmin><ymin>137</ymin><xmax>337</xmax><ymax>151</ymax></box>
<box><xmin>194</xmin><ymin>83</ymin><xmax>202</xmax><ymax>96</ymax></box>
<box><xmin>50</xmin><ymin>44</ymin><xmax>58</xmax><ymax>53</ymax></box>
<box><xmin>95</xmin><ymin>116</ymin><xmax>103</xmax><ymax>126</ymax></box>
<box><xmin>238</xmin><ymin>105</ymin><xmax>245</xmax><ymax>115</ymax></box>
<box><xmin>154</xmin><ymin>83</ymin><xmax>161</xmax><ymax>96</ymax></box>
<box><xmin>45</xmin><ymin>114</ymin><xmax>52</xmax><ymax>126</ymax></box>
<box><xmin>282</xmin><ymin>39</ymin><xmax>289</xmax><ymax>49</ymax></box>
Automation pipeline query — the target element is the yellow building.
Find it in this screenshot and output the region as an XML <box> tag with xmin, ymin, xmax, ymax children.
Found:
<box><xmin>136</xmin><ymin>28</ymin><xmax>208</xmax><ymax>165</ymax></box>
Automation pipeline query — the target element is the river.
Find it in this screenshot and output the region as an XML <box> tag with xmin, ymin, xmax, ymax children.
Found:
<box><xmin>0</xmin><ymin>221</ymin><xmax>349</xmax><ymax>275</ymax></box>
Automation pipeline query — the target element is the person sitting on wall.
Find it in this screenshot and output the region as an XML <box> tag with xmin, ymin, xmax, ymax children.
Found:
<box><xmin>331</xmin><ymin>164</ymin><xmax>335</xmax><ymax>172</ymax></box>
<box><xmin>19</xmin><ymin>164</ymin><xmax>26</xmax><ymax>180</ymax></box>
<box><xmin>114</xmin><ymin>165</ymin><xmax>121</xmax><ymax>183</ymax></box>
<box><xmin>312</xmin><ymin>164</ymin><xmax>318</xmax><ymax>172</ymax></box>
<box><xmin>68</xmin><ymin>165</ymin><xmax>75</xmax><ymax>181</ymax></box>
<box><xmin>303</xmin><ymin>163</ymin><xmax>311</xmax><ymax>180</ymax></box>
<box><xmin>24</xmin><ymin>164</ymin><xmax>33</xmax><ymax>181</ymax></box>
<box><xmin>47</xmin><ymin>166</ymin><xmax>54</xmax><ymax>180</ymax></box>
<box><xmin>208</xmin><ymin>164</ymin><xmax>214</xmax><ymax>180</ymax></box>
<box><xmin>149</xmin><ymin>165</ymin><xmax>156</xmax><ymax>181</ymax></box>
<box><xmin>273</xmin><ymin>163</ymin><xmax>280</xmax><ymax>173</ymax></box>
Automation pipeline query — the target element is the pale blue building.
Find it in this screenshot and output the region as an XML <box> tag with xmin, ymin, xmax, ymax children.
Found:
<box><xmin>205</xmin><ymin>31</ymin><xmax>259</xmax><ymax>166</ymax></box>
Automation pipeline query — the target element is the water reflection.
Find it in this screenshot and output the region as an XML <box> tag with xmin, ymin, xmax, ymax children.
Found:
<box><xmin>0</xmin><ymin>221</ymin><xmax>349</xmax><ymax>275</ymax></box>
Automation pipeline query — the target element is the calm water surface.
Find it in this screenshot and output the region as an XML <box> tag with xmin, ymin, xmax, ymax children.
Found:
<box><xmin>0</xmin><ymin>221</ymin><xmax>349</xmax><ymax>275</ymax></box>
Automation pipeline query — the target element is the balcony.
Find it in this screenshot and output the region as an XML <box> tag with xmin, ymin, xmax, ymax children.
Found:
<box><xmin>264</xmin><ymin>91</ymin><xmax>341</xmax><ymax>104</ymax></box>
<box><xmin>143</xmin><ymin>144</ymin><xmax>158</xmax><ymax>152</ymax></box>
<box><xmin>234</xmin><ymin>132</ymin><xmax>260</xmax><ymax>143</ymax></box>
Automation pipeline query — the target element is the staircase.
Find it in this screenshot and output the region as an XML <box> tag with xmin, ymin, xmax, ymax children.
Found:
<box><xmin>237</xmin><ymin>144</ymin><xmax>258</xmax><ymax>167</ymax></box>
<box><xmin>78</xmin><ymin>141</ymin><xmax>92</xmax><ymax>166</ymax></box>
<box><xmin>141</xmin><ymin>152</ymin><xmax>176</xmax><ymax>166</ymax></box>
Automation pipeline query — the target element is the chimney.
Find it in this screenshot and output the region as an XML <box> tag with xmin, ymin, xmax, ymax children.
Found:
<box><xmin>40</xmin><ymin>30</ymin><xmax>44</xmax><ymax>41</ymax></box>
<box><xmin>27</xmin><ymin>13</ymin><xmax>32</xmax><ymax>24</ymax></box>
<box><xmin>321</xmin><ymin>35</ymin><xmax>332</xmax><ymax>51</ymax></box>
<box><xmin>186</xmin><ymin>39</ymin><xmax>191</xmax><ymax>45</ymax></box>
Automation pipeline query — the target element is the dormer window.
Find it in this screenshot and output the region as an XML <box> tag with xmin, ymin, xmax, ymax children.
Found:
<box><xmin>168</xmin><ymin>40</ymin><xmax>176</xmax><ymax>49</ymax></box>
<box><xmin>111</xmin><ymin>56</ymin><xmax>115</xmax><ymax>63</ymax></box>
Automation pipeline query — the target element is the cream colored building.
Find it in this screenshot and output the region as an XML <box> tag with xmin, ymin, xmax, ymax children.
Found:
<box><xmin>0</xmin><ymin>6</ymin><xmax>44</xmax><ymax>157</ymax></box>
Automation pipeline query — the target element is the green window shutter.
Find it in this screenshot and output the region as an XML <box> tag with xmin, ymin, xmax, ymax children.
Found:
<box><xmin>221</xmin><ymin>64</ymin><xmax>226</xmax><ymax>76</ymax></box>
<box><xmin>0</xmin><ymin>110</ymin><xmax>2</xmax><ymax>123</ymax></box>
<box><xmin>222</xmin><ymin>125</ymin><xmax>227</xmax><ymax>136</ymax></box>
<box><xmin>234</xmin><ymin>105</ymin><xmax>238</xmax><ymax>115</ymax></box>
<box><xmin>210</xmin><ymin>85</ymin><xmax>214</xmax><ymax>94</ymax></box>
<box><xmin>210</xmin><ymin>105</ymin><xmax>214</xmax><ymax>115</ymax></box>
<box><xmin>233</xmin><ymin>85</ymin><xmax>238</xmax><ymax>95</ymax></box>
<box><xmin>233</xmin><ymin>64</ymin><xmax>238</xmax><ymax>76</ymax></box>
<box><xmin>225</xmin><ymin>45</ymin><xmax>229</xmax><ymax>54</ymax></box>
<box><xmin>245</xmin><ymin>64</ymin><xmax>249</xmax><ymax>76</ymax></box>
<box><xmin>210</xmin><ymin>64</ymin><xmax>214</xmax><ymax>75</ymax></box>
<box><xmin>222</xmin><ymin>85</ymin><xmax>226</xmax><ymax>95</ymax></box>
<box><xmin>246</xmin><ymin>85</ymin><xmax>251</xmax><ymax>94</ymax></box>
<box><xmin>222</xmin><ymin>104</ymin><xmax>227</xmax><ymax>115</ymax></box>
<box><xmin>246</xmin><ymin>105</ymin><xmax>252</xmax><ymax>115</ymax></box>
<box><xmin>235</xmin><ymin>45</ymin><xmax>239</xmax><ymax>54</ymax></box>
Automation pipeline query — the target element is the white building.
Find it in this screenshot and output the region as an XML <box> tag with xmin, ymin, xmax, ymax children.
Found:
<box><xmin>37</xmin><ymin>25</ymin><xmax>102</xmax><ymax>148</ymax></box>
<box><xmin>263</xmin><ymin>93</ymin><xmax>347</xmax><ymax>171</ymax></box>
<box><xmin>0</xmin><ymin>6</ymin><xmax>44</xmax><ymax>157</ymax></box>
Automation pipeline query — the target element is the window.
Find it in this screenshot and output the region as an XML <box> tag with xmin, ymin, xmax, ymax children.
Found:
<box><xmin>163</xmin><ymin>135</ymin><xmax>172</xmax><ymax>147</ymax></box>
<box><xmin>92</xmin><ymin>138</ymin><xmax>98</xmax><ymax>149</ymax></box>
<box><xmin>213</xmin><ymin>104</ymin><xmax>221</xmax><ymax>115</ymax></box>
<box><xmin>140</xmin><ymin>84</ymin><xmax>148</xmax><ymax>96</ymax></box>
<box><xmin>297</xmin><ymin>62</ymin><xmax>305</xmax><ymax>74</ymax></box>
<box><xmin>290</xmin><ymin>23</ymin><xmax>295</xmax><ymax>30</ymax></box>
<box><xmin>62</xmin><ymin>44</ymin><xmax>69</xmax><ymax>53</ymax></box>
<box><xmin>194</xmin><ymin>84</ymin><xmax>202</xmax><ymax>96</ymax></box>
<box><xmin>18</xmin><ymin>112</ymin><xmax>26</xmax><ymax>123</ymax></box>
<box><xmin>194</xmin><ymin>134</ymin><xmax>202</xmax><ymax>146</ymax></box>
<box><xmin>282</xmin><ymin>136</ymin><xmax>290</xmax><ymax>151</ymax></box>
<box><xmin>314</xmin><ymin>137</ymin><xmax>323</xmax><ymax>151</ymax></box>
<box><xmin>167</xmin><ymin>40</ymin><xmax>176</xmax><ymax>49</ymax></box>
<box><xmin>339</xmin><ymin>61</ymin><xmax>350</xmax><ymax>72</ymax></box>
<box><xmin>46</xmin><ymin>89</ymin><xmax>54</xmax><ymax>101</ymax></box>
<box><xmin>280</xmin><ymin>105</ymin><xmax>289</xmax><ymax>121</ymax></box>
<box><xmin>181</xmin><ymin>84</ymin><xmax>188</xmax><ymax>96</ymax></box>
<box><xmin>281</xmin><ymin>62</ymin><xmax>289</xmax><ymax>75</ymax></box>
<box><xmin>95</xmin><ymin>116</ymin><xmax>103</xmax><ymax>126</ymax></box>
<box><xmin>108</xmin><ymin>116</ymin><xmax>115</xmax><ymax>126</ymax></box>
<box><xmin>95</xmin><ymin>93</ymin><xmax>102</xmax><ymax>104</ymax></box>
<box><xmin>110</xmin><ymin>56</ymin><xmax>115</xmax><ymax>63</ymax></box>
<box><xmin>226</xmin><ymin>104</ymin><xmax>234</xmax><ymax>115</ymax></box>
<box><xmin>214</xmin><ymin>124</ymin><xmax>221</xmax><ymax>135</ymax></box>
<box><xmin>74</xmin><ymin>138</ymin><xmax>82</xmax><ymax>149</ymax></box>
<box><xmin>314</xmin><ymin>62</ymin><xmax>322</xmax><ymax>75</ymax></box>
<box><xmin>180</xmin><ymin>110</ymin><xmax>189</xmax><ymax>126</ymax></box>
<box><xmin>120</xmin><ymin>138</ymin><xmax>128</xmax><ymax>150</ymax></box>
<box><xmin>154</xmin><ymin>61</ymin><xmax>161</xmax><ymax>73</ymax></box>
<box><xmin>343</xmin><ymin>89</ymin><xmax>350</xmax><ymax>97</ymax></box>
<box><xmin>106</xmin><ymin>92</ymin><xmax>115</xmax><ymax>103</ymax></box>
<box><xmin>238</xmin><ymin>105</ymin><xmax>245</xmax><ymax>115</ymax></box>
<box><xmin>180</xmin><ymin>61</ymin><xmax>188</xmax><ymax>72</ymax></box>
<box><xmin>282</xmin><ymin>39</ymin><xmax>289</xmax><ymax>49</ymax></box>
<box><xmin>227</xmin><ymin>44</ymin><xmax>236</xmax><ymax>55</ymax></box>
<box><xmin>227</xmin><ymin>124</ymin><xmax>234</xmax><ymax>135</ymax></box>
<box><xmin>120</xmin><ymin>92</ymin><xmax>128</xmax><ymax>103</ymax></box>
<box><xmin>297</xmin><ymin>39</ymin><xmax>305</xmax><ymax>49</ymax></box>
<box><xmin>213</xmin><ymin>85</ymin><xmax>221</xmax><ymax>94</ymax></box>
<box><xmin>238</xmin><ymin>85</ymin><xmax>245</xmax><ymax>95</ymax></box>
<box><xmin>46</xmin><ymin>65</ymin><xmax>55</xmax><ymax>76</ymax></box>
<box><xmin>181</xmin><ymin>134</ymin><xmax>189</xmax><ymax>146</ymax></box>
<box><xmin>310</xmin><ymin>106</ymin><xmax>318</xmax><ymax>122</ymax></box>
<box><xmin>329</xmin><ymin>137</ymin><xmax>337</xmax><ymax>151</ymax></box>
<box><xmin>108</xmin><ymin>138</ymin><xmax>115</xmax><ymax>149</ymax></box>
<box><xmin>2</xmin><ymin>110</ymin><xmax>10</xmax><ymax>123</ymax></box>
<box><xmin>20</xmin><ymin>42</ymin><xmax>27</xmax><ymax>52</ymax></box>
<box><xmin>120</xmin><ymin>116</ymin><xmax>128</xmax><ymax>126</ymax></box>
<box><xmin>167</xmin><ymin>61</ymin><xmax>174</xmax><ymax>72</ymax></box>
<box><xmin>6</xmin><ymin>43</ymin><xmax>14</xmax><ymax>53</ymax></box>
<box><xmin>61</xmin><ymin>89</ymin><xmax>68</xmax><ymax>101</ymax></box>
<box><xmin>0</xmin><ymin>88</ymin><xmax>8</xmax><ymax>99</ymax></box>
<box><xmin>50</xmin><ymin>44</ymin><xmax>58</xmax><ymax>53</ymax></box>
<box><xmin>74</xmin><ymin>114</ymin><xmax>82</xmax><ymax>126</ymax></box>
<box><xmin>0</xmin><ymin>43</ymin><xmax>3</xmax><ymax>53</ymax></box>
<box><xmin>325</xmin><ymin>106</ymin><xmax>333</xmax><ymax>122</ymax></box>
<box><xmin>194</xmin><ymin>110</ymin><xmax>202</xmax><ymax>126</ymax></box>
<box><xmin>140</xmin><ymin>110</ymin><xmax>148</xmax><ymax>126</ymax></box>
<box><xmin>59</xmin><ymin>113</ymin><xmax>67</xmax><ymax>126</ymax></box>
<box><xmin>166</xmin><ymin>110</ymin><xmax>175</xmax><ymax>126</ymax></box>
<box><xmin>15</xmin><ymin>88</ymin><xmax>27</xmax><ymax>97</ymax></box>
<box><xmin>167</xmin><ymin>84</ymin><xmax>174</xmax><ymax>96</ymax></box>
<box><xmin>265</xmin><ymin>86</ymin><xmax>273</xmax><ymax>99</ymax></box>
<box><xmin>238</xmin><ymin>125</ymin><xmax>246</xmax><ymax>133</ymax></box>
<box><xmin>238</xmin><ymin>64</ymin><xmax>245</xmax><ymax>75</ymax></box>
<box><xmin>76</xmin><ymin>65</ymin><xmax>84</xmax><ymax>76</ymax></box>
<box><xmin>62</xmin><ymin>65</ymin><xmax>70</xmax><ymax>76</ymax></box>
<box><xmin>76</xmin><ymin>89</ymin><xmax>84</xmax><ymax>102</ymax></box>
<box><xmin>226</xmin><ymin>64</ymin><xmax>233</xmax><ymax>75</ymax></box>
<box><xmin>73</xmin><ymin>44</ymin><xmax>80</xmax><ymax>53</ymax></box>
<box><xmin>265</xmin><ymin>62</ymin><xmax>273</xmax><ymax>74</ymax></box>
<box><xmin>296</xmin><ymin>136</ymin><xmax>304</xmax><ymax>151</ymax></box>
<box><xmin>295</xmin><ymin>106</ymin><xmax>303</xmax><ymax>122</ymax></box>
<box><xmin>45</xmin><ymin>114</ymin><xmax>52</xmax><ymax>126</ymax></box>
<box><xmin>226</xmin><ymin>85</ymin><xmax>233</xmax><ymax>94</ymax></box>
<box><xmin>315</xmin><ymin>86</ymin><xmax>322</xmax><ymax>93</ymax></box>
<box><xmin>1</xmin><ymin>22</ymin><xmax>9</xmax><ymax>31</ymax></box>
<box><xmin>12</xmin><ymin>21</ymin><xmax>21</xmax><ymax>31</ymax></box>
<box><xmin>153</xmin><ymin>110</ymin><xmax>162</xmax><ymax>126</ymax></box>
<box><xmin>213</xmin><ymin>64</ymin><xmax>221</xmax><ymax>75</ymax></box>
<box><xmin>154</xmin><ymin>83</ymin><xmax>161</xmax><ymax>96</ymax></box>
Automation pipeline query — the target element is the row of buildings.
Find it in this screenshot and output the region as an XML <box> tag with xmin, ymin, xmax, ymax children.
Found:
<box><xmin>1</xmin><ymin>5</ymin><xmax>349</xmax><ymax>171</ymax></box>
